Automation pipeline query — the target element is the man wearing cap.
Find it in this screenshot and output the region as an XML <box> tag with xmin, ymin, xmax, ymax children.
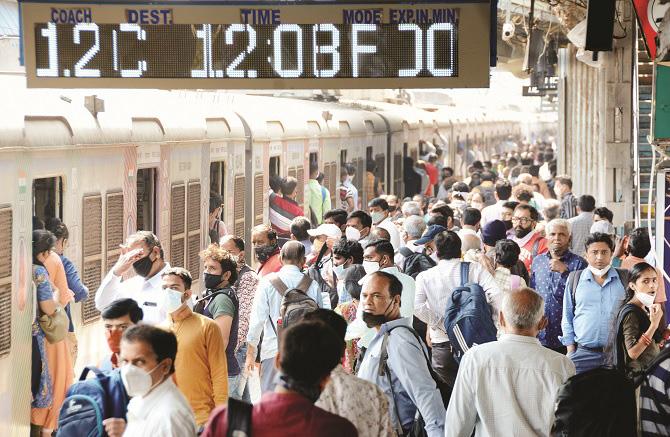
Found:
<box><xmin>306</xmin><ymin>223</ymin><xmax>343</xmax><ymax>308</ymax></box>
<box><xmin>368</xmin><ymin>197</ymin><xmax>402</xmax><ymax>251</ymax></box>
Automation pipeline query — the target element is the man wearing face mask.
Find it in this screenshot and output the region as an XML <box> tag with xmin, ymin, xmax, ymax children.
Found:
<box><xmin>511</xmin><ymin>204</ymin><xmax>549</xmax><ymax>271</ymax></box>
<box><xmin>196</xmin><ymin>245</ymin><xmax>241</xmax><ymax>398</ymax></box>
<box><xmin>347</xmin><ymin>240</ymin><xmax>415</xmax><ymax>351</ymax></box>
<box><xmin>501</xmin><ymin>201</ymin><xmax>519</xmax><ymax>237</ymax></box>
<box><xmin>385</xmin><ymin>195</ymin><xmax>402</xmax><ymax>221</ymax></box>
<box><xmin>251</xmin><ymin>224</ymin><xmax>282</xmax><ymax>277</ymax></box>
<box><xmin>220</xmin><ymin>235</ymin><xmax>258</xmax><ymax>402</ymax></box>
<box><xmin>332</xmin><ymin>239</ymin><xmax>364</xmax><ymax>304</ymax></box>
<box><xmin>99</xmin><ymin>299</ymin><xmax>144</xmax><ymax>371</ymax></box>
<box><xmin>561</xmin><ymin>233</ymin><xmax>629</xmax><ymax>374</ymax></box>
<box><xmin>203</xmin><ymin>321</ymin><xmax>357</xmax><ymax>437</ymax></box>
<box><xmin>347</xmin><ymin>210</ymin><xmax>373</xmax><ymax>248</ymax></box>
<box><xmin>95</xmin><ymin>231</ymin><xmax>170</xmax><ymax>325</ymax></box>
<box><xmin>357</xmin><ymin>272</ymin><xmax>445</xmax><ymax>437</ymax></box>
<box><xmin>160</xmin><ymin>267</ymin><xmax>228</xmax><ymax>428</ymax></box>
<box><xmin>102</xmin><ymin>325</ymin><xmax>197</xmax><ymax>437</ymax></box>
<box><xmin>368</xmin><ymin>197</ymin><xmax>402</xmax><ymax>251</ymax></box>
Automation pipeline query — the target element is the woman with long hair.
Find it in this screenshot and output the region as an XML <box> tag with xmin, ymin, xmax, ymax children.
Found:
<box><xmin>611</xmin><ymin>262</ymin><xmax>664</xmax><ymax>377</ymax></box>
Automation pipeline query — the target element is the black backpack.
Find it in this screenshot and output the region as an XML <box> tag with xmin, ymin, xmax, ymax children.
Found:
<box><xmin>551</xmin><ymin>367</ymin><xmax>638</xmax><ymax>436</ymax></box>
<box><xmin>268</xmin><ymin>274</ymin><xmax>317</xmax><ymax>334</ymax></box>
<box><xmin>399</xmin><ymin>247</ymin><xmax>436</xmax><ymax>279</ymax></box>
<box><xmin>226</xmin><ymin>397</ymin><xmax>253</xmax><ymax>437</ymax></box>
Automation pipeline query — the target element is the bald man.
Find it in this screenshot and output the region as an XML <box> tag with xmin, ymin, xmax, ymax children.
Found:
<box><xmin>445</xmin><ymin>288</ymin><xmax>575</xmax><ymax>436</ymax></box>
<box><xmin>245</xmin><ymin>240</ymin><xmax>330</xmax><ymax>394</ymax></box>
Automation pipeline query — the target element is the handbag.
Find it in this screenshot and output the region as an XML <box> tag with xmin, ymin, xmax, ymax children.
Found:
<box><xmin>39</xmin><ymin>305</ymin><xmax>69</xmax><ymax>344</ymax></box>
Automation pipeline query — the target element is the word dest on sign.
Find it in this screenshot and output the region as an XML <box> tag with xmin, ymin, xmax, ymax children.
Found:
<box><xmin>21</xmin><ymin>0</ymin><xmax>491</xmax><ymax>89</ymax></box>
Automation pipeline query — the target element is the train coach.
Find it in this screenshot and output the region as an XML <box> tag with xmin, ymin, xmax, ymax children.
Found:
<box><xmin>0</xmin><ymin>77</ymin><xmax>520</xmax><ymax>433</ymax></box>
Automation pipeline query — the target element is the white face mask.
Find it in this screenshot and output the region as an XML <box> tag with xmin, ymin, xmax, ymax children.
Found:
<box><xmin>345</xmin><ymin>226</ymin><xmax>361</xmax><ymax>242</ymax></box>
<box><xmin>371</xmin><ymin>211</ymin><xmax>386</xmax><ymax>225</ymax></box>
<box><xmin>588</xmin><ymin>264</ymin><xmax>611</xmax><ymax>278</ymax></box>
<box><xmin>636</xmin><ymin>292</ymin><xmax>656</xmax><ymax>309</ymax></box>
<box><xmin>430</xmin><ymin>251</ymin><xmax>440</xmax><ymax>263</ymax></box>
<box><xmin>363</xmin><ymin>260</ymin><xmax>380</xmax><ymax>275</ymax></box>
<box><xmin>162</xmin><ymin>289</ymin><xmax>184</xmax><ymax>314</ymax></box>
<box><xmin>121</xmin><ymin>363</ymin><xmax>162</xmax><ymax>398</ymax></box>
<box><xmin>333</xmin><ymin>263</ymin><xmax>348</xmax><ymax>279</ymax></box>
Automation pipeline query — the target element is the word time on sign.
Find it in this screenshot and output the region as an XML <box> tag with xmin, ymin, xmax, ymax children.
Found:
<box><xmin>21</xmin><ymin>1</ymin><xmax>491</xmax><ymax>89</ymax></box>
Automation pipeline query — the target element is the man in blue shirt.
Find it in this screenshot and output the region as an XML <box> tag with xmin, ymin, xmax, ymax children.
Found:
<box><xmin>561</xmin><ymin>232</ymin><xmax>628</xmax><ymax>374</ymax></box>
<box><xmin>357</xmin><ymin>271</ymin><xmax>445</xmax><ymax>437</ymax></box>
<box><xmin>531</xmin><ymin>219</ymin><xmax>587</xmax><ymax>353</ymax></box>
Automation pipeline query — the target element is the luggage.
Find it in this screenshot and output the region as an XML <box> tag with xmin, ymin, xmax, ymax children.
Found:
<box><xmin>399</xmin><ymin>247</ymin><xmax>436</xmax><ymax>279</ymax></box>
<box><xmin>268</xmin><ymin>274</ymin><xmax>317</xmax><ymax>333</ymax></box>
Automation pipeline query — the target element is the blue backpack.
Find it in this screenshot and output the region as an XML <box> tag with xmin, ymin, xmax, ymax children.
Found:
<box><xmin>443</xmin><ymin>262</ymin><xmax>497</xmax><ymax>363</ymax></box>
<box><xmin>57</xmin><ymin>366</ymin><xmax>129</xmax><ymax>437</ymax></box>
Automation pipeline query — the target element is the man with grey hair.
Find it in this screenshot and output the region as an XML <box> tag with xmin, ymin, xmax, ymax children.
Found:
<box><xmin>445</xmin><ymin>288</ymin><xmax>575</xmax><ymax>436</ymax></box>
<box><xmin>401</xmin><ymin>201</ymin><xmax>422</xmax><ymax>218</ymax></box>
<box><xmin>395</xmin><ymin>215</ymin><xmax>427</xmax><ymax>267</ymax></box>
<box><xmin>530</xmin><ymin>219</ymin><xmax>587</xmax><ymax>353</ymax></box>
<box><xmin>245</xmin><ymin>240</ymin><xmax>329</xmax><ymax>394</ymax></box>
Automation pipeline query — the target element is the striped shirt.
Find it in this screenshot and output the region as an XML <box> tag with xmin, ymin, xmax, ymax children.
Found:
<box><xmin>268</xmin><ymin>192</ymin><xmax>304</xmax><ymax>238</ymax></box>
<box><xmin>640</xmin><ymin>353</ymin><xmax>670</xmax><ymax>436</ymax></box>
<box><xmin>560</xmin><ymin>192</ymin><xmax>578</xmax><ymax>220</ymax></box>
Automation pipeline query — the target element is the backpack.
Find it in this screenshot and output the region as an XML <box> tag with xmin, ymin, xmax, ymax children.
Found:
<box><xmin>193</xmin><ymin>287</ymin><xmax>239</xmax><ymax>319</ymax></box>
<box><xmin>379</xmin><ymin>324</ymin><xmax>448</xmax><ymax>436</ymax></box>
<box><xmin>57</xmin><ymin>366</ymin><xmax>129</xmax><ymax>437</ymax></box>
<box><xmin>399</xmin><ymin>247</ymin><xmax>436</xmax><ymax>279</ymax></box>
<box><xmin>443</xmin><ymin>262</ymin><xmax>497</xmax><ymax>363</ymax></box>
<box><xmin>268</xmin><ymin>274</ymin><xmax>317</xmax><ymax>333</ymax></box>
<box><xmin>566</xmin><ymin>268</ymin><xmax>630</xmax><ymax>317</ymax></box>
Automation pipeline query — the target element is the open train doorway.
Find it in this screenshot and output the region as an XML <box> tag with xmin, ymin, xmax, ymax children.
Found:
<box><xmin>269</xmin><ymin>156</ymin><xmax>280</xmax><ymax>181</ymax></box>
<box><xmin>33</xmin><ymin>176</ymin><xmax>63</xmax><ymax>229</ymax></box>
<box><xmin>210</xmin><ymin>161</ymin><xmax>226</xmax><ymax>221</ymax></box>
<box><xmin>136</xmin><ymin>168</ymin><xmax>157</xmax><ymax>233</ymax></box>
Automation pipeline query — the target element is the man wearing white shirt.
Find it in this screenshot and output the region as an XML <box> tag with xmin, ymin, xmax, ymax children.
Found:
<box><xmin>414</xmin><ymin>230</ymin><xmax>500</xmax><ymax>403</ymax></box>
<box><xmin>480</xmin><ymin>180</ymin><xmax>512</xmax><ymax>227</ymax></box>
<box><xmin>368</xmin><ymin>197</ymin><xmax>402</xmax><ymax>251</ymax></box>
<box><xmin>346</xmin><ymin>239</ymin><xmax>415</xmax><ymax>349</ymax></box>
<box><xmin>102</xmin><ymin>324</ymin><xmax>196</xmax><ymax>437</ymax></box>
<box><xmin>95</xmin><ymin>231</ymin><xmax>171</xmax><ymax>325</ymax></box>
<box><xmin>244</xmin><ymin>241</ymin><xmax>329</xmax><ymax>394</ymax></box>
<box><xmin>445</xmin><ymin>288</ymin><xmax>575</xmax><ymax>437</ymax></box>
<box><xmin>457</xmin><ymin>207</ymin><xmax>481</xmax><ymax>241</ymax></box>
<box><xmin>343</xmin><ymin>163</ymin><xmax>359</xmax><ymax>209</ymax></box>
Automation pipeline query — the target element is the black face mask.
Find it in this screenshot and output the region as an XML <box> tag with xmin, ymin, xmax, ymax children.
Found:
<box><xmin>255</xmin><ymin>244</ymin><xmax>277</xmax><ymax>263</ymax></box>
<box><xmin>203</xmin><ymin>272</ymin><xmax>223</xmax><ymax>289</ymax></box>
<box><xmin>515</xmin><ymin>227</ymin><xmax>532</xmax><ymax>239</ymax></box>
<box><xmin>503</xmin><ymin>220</ymin><xmax>513</xmax><ymax>230</ymax></box>
<box><xmin>361</xmin><ymin>299</ymin><xmax>395</xmax><ymax>328</ymax></box>
<box><xmin>388</xmin><ymin>205</ymin><xmax>397</xmax><ymax>213</ymax></box>
<box><xmin>133</xmin><ymin>254</ymin><xmax>154</xmax><ymax>278</ymax></box>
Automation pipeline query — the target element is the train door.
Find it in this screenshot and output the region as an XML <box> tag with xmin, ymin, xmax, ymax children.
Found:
<box><xmin>269</xmin><ymin>156</ymin><xmax>280</xmax><ymax>180</ymax></box>
<box><xmin>136</xmin><ymin>168</ymin><xmax>157</xmax><ymax>233</ymax></box>
<box><xmin>340</xmin><ymin>150</ymin><xmax>347</xmax><ymax>166</ymax></box>
<box><xmin>210</xmin><ymin>161</ymin><xmax>226</xmax><ymax>221</ymax></box>
<box><xmin>33</xmin><ymin>176</ymin><xmax>64</xmax><ymax>226</ymax></box>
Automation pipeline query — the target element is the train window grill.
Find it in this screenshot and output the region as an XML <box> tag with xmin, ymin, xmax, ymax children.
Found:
<box><xmin>105</xmin><ymin>191</ymin><xmax>124</xmax><ymax>272</ymax></box>
<box><xmin>81</xmin><ymin>194</ymin><xmax>103</xmax><ymax>325</ymax></box>
<box><xmin>0</xmin><ymin>206</ymin><xmax>12</xmax><ymax>358</ymax></box>
<box><xmin>33</xmin><ymin>177</ymin><xmax>63</xmax><ymax>225</ymax></box>
<box><xmin>254</xmin><ymin>173</ymin><xmax>264</xmax><ymax>226</ymax></box>
<box><xmin>393</xmin><ymin>154</ymin><xmax>403</xmax><ymax>197</ymax></box>
<box><xmin>233</xmin><ymin>175</ymin><xmax>246</xmax><ymax>239</ymax></box>
<box><xmin>187</xmin><ymin>181</ymin><xmax>202</xmax><ymax>280</ymax></box>
<box><xmin>136</xmin><ymin>168</ymin><xmax>157</xmax><ymax>233</ymax></box>
<box><xmin>170</xmin><ymin>184</ymin><xmax>186</xmax><ymax>268</ymax></box>
<box><xmin>296</xmin><ymin>166</ymin><xmax>305</xmax><ymax>205</ymax></box>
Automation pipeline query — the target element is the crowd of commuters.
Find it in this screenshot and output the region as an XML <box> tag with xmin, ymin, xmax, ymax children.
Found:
<box><xmin>29</xmin><ymin>140</ymin><xmax>670</xmax><ymax>436</ymax></box>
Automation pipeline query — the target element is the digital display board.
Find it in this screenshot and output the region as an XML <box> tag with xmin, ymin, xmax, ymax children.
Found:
<box><xmin>20</xmin><ymin>1</ymin><xmax>490</xmax><ymax>89</ymax></box>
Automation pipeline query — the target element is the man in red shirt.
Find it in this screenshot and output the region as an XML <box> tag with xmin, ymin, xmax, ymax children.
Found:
<box><xmin>511</xmin><ymin>204</ymin><xmax>549</xmax><ymax>271</ymax></box>
<box><xmin>202</xmin><ymin>321</ymin><xmax>358</xmax><ymax>437</ymax></box>
<box><xmin>269</xmin><ymin>177</ymin><xmax>305</xmax><ymax>238</ymax></box>
<box><xmin>252</xmin><ymin>225</ymin><xmax>282</xmax><ymax>277</ymax></box>
<box><xmin>425</xmin><ymin>154</ymin><xmax>439</xmax><ymax>197</ymax></box>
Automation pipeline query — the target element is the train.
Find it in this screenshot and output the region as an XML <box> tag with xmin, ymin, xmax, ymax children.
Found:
<box><xmin>0</xmin><ymin>75</ymin><xmax>522</xmax><ymax>434</ymax></box>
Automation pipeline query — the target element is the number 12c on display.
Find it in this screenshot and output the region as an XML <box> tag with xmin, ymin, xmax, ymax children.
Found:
<box><xmin>35</xmin><ymin>22</ymin><xmax>457</xmax><ymax>79</ymax></box>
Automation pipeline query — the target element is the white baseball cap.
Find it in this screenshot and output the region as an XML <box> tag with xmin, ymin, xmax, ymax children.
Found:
<box><xmin>307</xmin><ymin>223</ymin><xmax>342</xmax><ymax>239</ymax></box>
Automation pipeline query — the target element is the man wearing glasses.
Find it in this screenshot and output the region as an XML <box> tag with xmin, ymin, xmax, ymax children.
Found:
<box><xmin>99</xmin><ymin>298</ymin><xmax>144</xmax><ymax>371</ymax></box>
<box><xmin>511</xmin><ymin>204</ymin><xmax>549</xmax><ymax>271</ymax></box>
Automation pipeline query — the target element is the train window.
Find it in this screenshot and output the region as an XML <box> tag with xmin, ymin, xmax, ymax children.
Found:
<box><xmin>210</xmin><ymin>161</ymin><xmax>226</xmax><ymax>220</ymax></box>
<box><xmin>81</xmin><ymin>194</ymin><xmax>103</xmax><ymax>325</ymax></box>
<box><xmin>340</xmin><ymin>150</ymin><xmax>347</xmax><ymax>166</ymax></box>
<box><xmin>0</xmin><ymin>205</ymin><xmax>12</xmax><ymax>358</ymax></box>
<box><xmin>33</xmin><ymin>177</ymin><xmax>63</xmax><ymax>226</ymax></box>
<box><xmin>269</xmin><ymin>157</ymin><xmax>280</xmax><ymax>179</ymax></box>
<box><xmin>136</xmin><ymin>168</ymin><xmax>157</xmax><ymax>233</ymax></box>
